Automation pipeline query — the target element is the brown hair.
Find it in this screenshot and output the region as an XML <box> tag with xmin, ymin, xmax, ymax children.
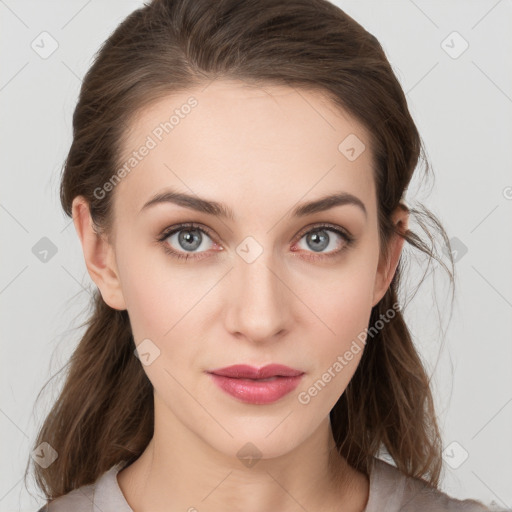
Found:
<box><xmin>27</xmin><ymin>0</ymin><xmax>457</xmax><ymax>503</ymax></box>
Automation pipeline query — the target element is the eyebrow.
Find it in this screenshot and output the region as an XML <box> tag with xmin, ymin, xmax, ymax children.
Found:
<box><xmin>139</xmin><ymin>188</ymin><xmax>367</xmax><ymax>220</ymax></box>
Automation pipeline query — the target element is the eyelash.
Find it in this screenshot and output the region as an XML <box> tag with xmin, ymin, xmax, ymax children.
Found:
<box><xmin>156</xmin><ymin>222</ymin><xmax>355</xmax><ymax>262</ymax></box>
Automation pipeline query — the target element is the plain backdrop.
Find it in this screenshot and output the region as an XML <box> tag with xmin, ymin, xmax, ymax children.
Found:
<box><xmin>1</xmin><ymin>1</ymin><xmax>511</xmax><ymax>511</ymax></box>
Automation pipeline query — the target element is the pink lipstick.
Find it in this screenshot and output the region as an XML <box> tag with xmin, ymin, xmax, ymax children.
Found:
<box><xmin>207</xmin><ymin>364</ymin><xmax>304</xmax><ymax>404</ymax></box>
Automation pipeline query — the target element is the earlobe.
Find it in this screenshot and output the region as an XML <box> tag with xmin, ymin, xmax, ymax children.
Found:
<box><xmin>372</xmin><ymin>205</ymin><xmax>409</xmax><ymax>307</ymax></box>
<box><xmin>71</xmin><ymin>196</ymin><xmax>127</xmax><ymax>311</ymax></box>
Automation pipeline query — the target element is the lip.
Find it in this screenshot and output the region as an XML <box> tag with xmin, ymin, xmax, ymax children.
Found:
<box><xmin>207</xmin><ymin>364</ymin><xmax>305</xmax><ymax>405</ymax></box>
<box><xmin>208</xmin><ymin>364</ymin><xmax>304</xmax><ymax>379</ymax></box>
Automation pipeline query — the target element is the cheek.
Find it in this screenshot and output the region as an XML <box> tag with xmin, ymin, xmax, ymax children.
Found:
<box><xmin>306</xmin><ymin>264</ymin><xmax>376</xmax><ymax>334</ymax></box>
<box><xmin>321</xmin><ymin>290</ymin><xmax>372</xmax><ymax>369</ymax></box>
<box><xmin>117</xmin><ymin>245</ymin><xmax>213</xmax><ymax>368</ymax></box>
<box><xmin>298</xmin><ymin>284</ymin><xmax>372</xmax><ymax>407</ymax></box>
<box><xmin>295</xmin><ymin>256</ymin><xmax>376</xmax><ymax>382</ymax></box>
<box><xmin>115</xmin><ymin>243</ymin><xmax>173</xmax><ymax>342</ymax></box>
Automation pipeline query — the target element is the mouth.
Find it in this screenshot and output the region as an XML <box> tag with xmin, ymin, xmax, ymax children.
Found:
<box><xmin>239</xmin><ymin>376</ymin><xmax>280</xmax><ymax>382</ymax></box>
<box><xmin>206</xmin><ymin>364</ymin><xmax>305</xmax><ymax>404</ymax></box>
<box><xmin>207</xmin><ymin>363</ymin><xmax>304</xmax><ymax>380</ymax></box>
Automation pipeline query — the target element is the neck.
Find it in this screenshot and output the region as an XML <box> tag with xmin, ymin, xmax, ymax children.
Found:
<box><xmin>117</xmin><ymin>399</ymin><xmax>369</xmax><ymax>512</ymax></box>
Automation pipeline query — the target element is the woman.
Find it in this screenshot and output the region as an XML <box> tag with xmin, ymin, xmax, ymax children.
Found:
<box><xmin>28</xmin><ymin>0</ymin><xmax>504</xmax><ymax>510</ymax></box>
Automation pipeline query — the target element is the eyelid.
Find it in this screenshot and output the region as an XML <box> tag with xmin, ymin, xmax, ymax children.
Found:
<box><xmin>158</xmin><ymin>222</ymin><xmax>217</xmax><ymax>243</ymax></box>
<box><xmin>293</xmin><ymin>221</ymin><xmax>353</xmax><ymax>242</ymax></box>
<box><xmin>158</xmin><ymin>221</ymin><xmax>353</xmax><ymax>242</ymax></box>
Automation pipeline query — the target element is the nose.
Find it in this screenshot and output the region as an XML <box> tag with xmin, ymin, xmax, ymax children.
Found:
<box><xmin>223</xmin><ymin>246</ymin><xmax>291</xmax><ymax>344</ymax></box>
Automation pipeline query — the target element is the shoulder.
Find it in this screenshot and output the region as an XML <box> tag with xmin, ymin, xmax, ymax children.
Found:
<box><xmin>34</xmin><ymin>461</ymin><xmax>130</xmax><ymax>512</ymax></box>
<box><xmin>34</xmin><ymin>481</ymin><xmax>95</xmax><ymax>512</ymax></box>
<box><xmin>400</xmin><ymin>474</ymin><xmax>491</xmax><ymax>511</ymax></box>
<box><xmin>367</xmin><ymin>457</ymin><xmax>507</xmax><ymax>512</ymax></box>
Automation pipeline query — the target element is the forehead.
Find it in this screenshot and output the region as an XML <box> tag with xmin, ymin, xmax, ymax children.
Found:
<box><xmin>113</xmin><ymin>79</ymin><xmax>376</xmax><ymax>222</ymax></box>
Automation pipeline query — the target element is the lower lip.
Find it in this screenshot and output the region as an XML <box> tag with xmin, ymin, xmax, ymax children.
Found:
<box><xmin>208</xmin><ymin>373</ymin><xmax>304</xmax><ymax>404</ymax></box>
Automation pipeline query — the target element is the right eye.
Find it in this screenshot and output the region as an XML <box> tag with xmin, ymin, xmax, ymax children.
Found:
<box><xmin>157</xmin><ymin>222</ymin><xmax>219</xmax><ymax>260</ymax></box>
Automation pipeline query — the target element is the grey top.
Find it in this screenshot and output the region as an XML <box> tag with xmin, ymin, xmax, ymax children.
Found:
<box><xmin>36</xmin><ymin>457</ymin><xmax>506</xmax><ymax>511</ymax></box>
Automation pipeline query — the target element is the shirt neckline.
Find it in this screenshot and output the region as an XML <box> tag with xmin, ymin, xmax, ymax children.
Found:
<box><xmin>96</xmin><ymin>456</ymin><xmax>398</xmax><ymax>511</ymax></box>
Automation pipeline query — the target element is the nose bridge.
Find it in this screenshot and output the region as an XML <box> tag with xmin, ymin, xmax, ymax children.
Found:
<box><xmin>225</xmin><ymin>235</ymin><xmax>289</xmax><ymax>341</ymax></box>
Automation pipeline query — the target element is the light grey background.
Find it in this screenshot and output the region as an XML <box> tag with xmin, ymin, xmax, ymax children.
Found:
<box><xmin>1</xmin><ymin>1</ymin><xmax>511</xmax><ymax>511</ymax></box>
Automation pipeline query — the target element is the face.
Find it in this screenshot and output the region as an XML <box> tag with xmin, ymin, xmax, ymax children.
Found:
<box><xmin>74</xmin><ymin>79</ymin><xmax>404</xmax><ymax>461</ymax></box>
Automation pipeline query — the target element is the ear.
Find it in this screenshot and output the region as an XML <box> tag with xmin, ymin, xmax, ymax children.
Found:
<box><xmin>72</xmin><ymin>196</ymin><xmax>127</xmax><ymax>310</ymax></box>
<box><xmin>372</xmin><ymin>204</ymin><xmax>409</xmax><ymax>307</ymax></box>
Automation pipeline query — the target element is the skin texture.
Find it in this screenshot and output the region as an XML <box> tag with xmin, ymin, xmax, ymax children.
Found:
<box><xmin>72</xmin><ymin>79</ymin><xmax>408</xmax><ymax>512</ymax></box>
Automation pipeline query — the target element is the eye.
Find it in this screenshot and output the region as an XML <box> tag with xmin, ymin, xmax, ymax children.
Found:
<box><xmin>157</xmin><ymin>222</ymin><xmax>218</xmax><ymax>261</ymax></box>
<box><xmin>292</xmin><ymin>223</ymin><xmax>354</xmax><ymax>261</ymax></box>
<box><xmin>157</xmin><ymin>222</ymin><xmax>355</xmax><ymax>262</ymax></box>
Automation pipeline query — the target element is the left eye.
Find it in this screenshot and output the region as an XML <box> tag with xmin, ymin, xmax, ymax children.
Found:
<box><xmin>158</xmin><ymin>223</ymin><xmax>353</xmax><ymax>260</ymax></box>
<box><xmin>294</xmin><ymin>227</ymin><xmax>350</xmax><ymax>255</ymax></box>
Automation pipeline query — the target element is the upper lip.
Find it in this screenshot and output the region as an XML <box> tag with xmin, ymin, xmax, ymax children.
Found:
<box><xmin>208</xmin><ymin>364</ymin><xmax>304</xmax><ymax>379</ymax></box>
